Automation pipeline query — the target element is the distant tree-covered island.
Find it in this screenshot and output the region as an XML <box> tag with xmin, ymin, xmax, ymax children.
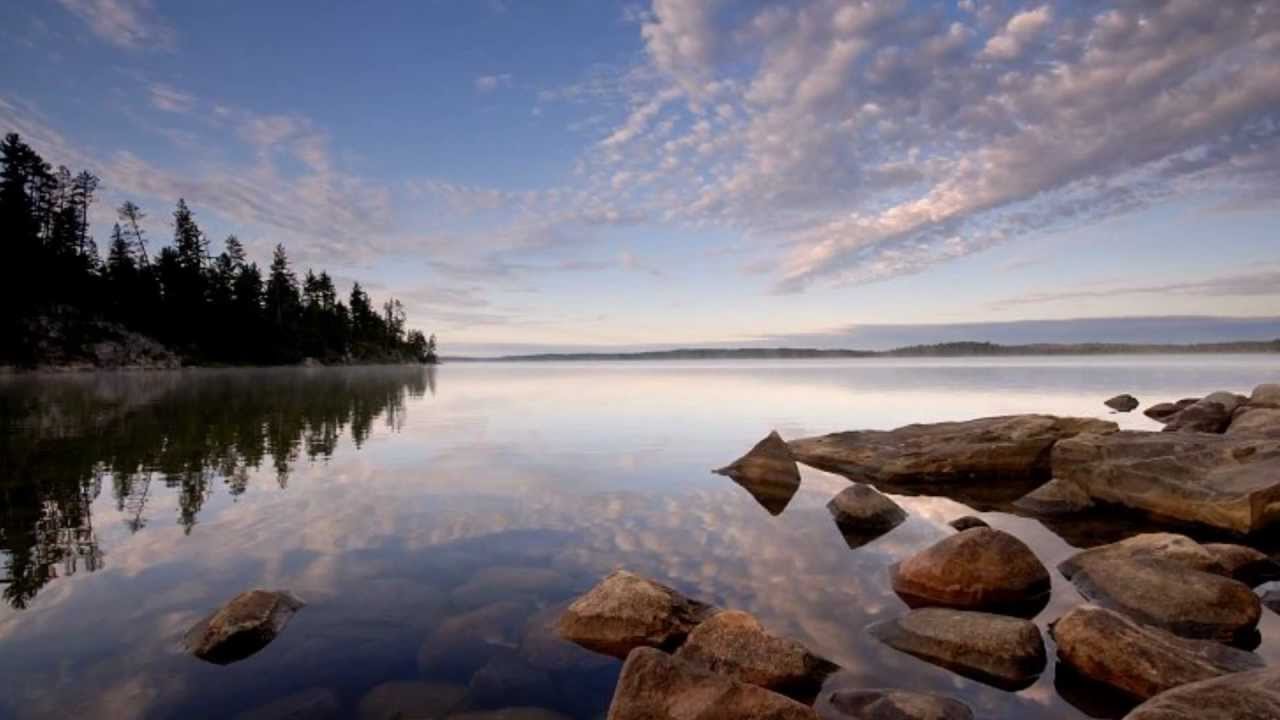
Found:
<box><xmin>0</xmin><ymin>133</ymin><xmax>437</xmax><ymax>369</ymax></box>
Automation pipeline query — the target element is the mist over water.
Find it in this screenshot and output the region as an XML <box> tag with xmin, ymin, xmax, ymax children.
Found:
<box><xmin>2</xmin><ymin>357</ymin><xmax>1279</xmax><ymax>719</ymax></box>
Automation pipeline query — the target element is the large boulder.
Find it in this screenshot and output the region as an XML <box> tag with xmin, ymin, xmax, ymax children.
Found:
<box><xmin>1105</xmin><ymin>394</ymin><xmax>1140</xmax><ymax>412</ymax></box>
<box><xmin>605</xmin><ymin>647</ymin><xmax>818</xmax><ymax>720</ymax></box>
<box><xmin>1050</xmin><ymin>431</ymin><xmax>1280</xmax><ymax>534</ymax></box>
<box><xmin>1144</xmin><ymin>398</ymin><xmax>1198</xmax><ymax>423</ymax></box>
<box><xmin>1201</xmin><ymin>543</ymin><xmax>1280</xmax><ymax>587</ymax></box>
<box><xmin>674</xmin><ymin>610</ymin><xmax>836</xmax><ymax>701</ymax></box>
<box><xmin>715</xmin><ymin>431</ymin><xmax>802</xmax><ymax>515</ymax></box>
<box><xmin>827</xmin><ymin>484</ymin><xmax>907</xmax><ymax>547</ymax></box>
<box><xmin>788</xmin><ymin>415</ymin><xmax>1117</xmax><ymax>505</ymax></box>
<box><xmin>1013</xmin><ymin>478</ymin><xmax>1094</xmax><ymax>515</ymax></box>
<box><xmin>184</xmin><ymin>589</ymin><xmax>304</xmax><ymax>665</ymax></box>
<box><xmin>890</xmin><ymin>528</ymin><xmax>1049</xmax><ymax>614</ymax></box>
<box><xmin>823</xmin><ymin>689</ymin><xmax>973</xmax><ymax>720</ymax></box>
<box><xmin>1058</xmin><ymin>537</ymin><xmax>1261</xmax><ymax>644</ymax></box>
<box><xmin>1123</xmin><ymin>668</ymin><xmax>1280</xmax><ymax>720</ymax></box>
<box><xmin>1162</xmin><ymin>392</ymin><xmax>1245</xmax><ymax>433</ymax></box>
<box><xmin>557</xmin><ymin>571</ymin><xmax>715</xmax><ymax>659</ymax></box>
<box><xmin>869</xmin><ymin>608</ymin><xmax>1046</xmax><ymax>690</ymax></box>
<box><xmin>1050</xmin><ymin>605</ymin><xmax>1263</xmax><ymax>701</ymax></box>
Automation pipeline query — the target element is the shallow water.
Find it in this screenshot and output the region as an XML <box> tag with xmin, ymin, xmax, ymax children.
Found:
<box><xmin>1</xmin><ymin>357</ymin><xmax>1278</xmax><ymax>719</ymax></box>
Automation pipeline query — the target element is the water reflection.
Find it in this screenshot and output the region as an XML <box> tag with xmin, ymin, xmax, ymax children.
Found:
<box><xmin>0</xmin><ymin>367</ymin><xmax>433</xmax><ymax>609</ymax></box>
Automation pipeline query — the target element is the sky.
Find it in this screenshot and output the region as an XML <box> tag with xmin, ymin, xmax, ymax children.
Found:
<box><xmin>1</xmin><ymin>0</ymin><xmax>1278</xmax><ymax>355</ymax></box>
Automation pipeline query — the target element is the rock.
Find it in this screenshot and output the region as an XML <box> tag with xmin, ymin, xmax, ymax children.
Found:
<box><xmin>605</xmin><ymin>647</ymin><xmax>817</xmax><ymax>720</ymax></box>
<box><xmin>467</xmin><ymin>653</ymin><xmax>557</xmax><ymax>710</ymax></box>
<box><xmin>557</xmin><ymin>570</ymin><xmax>715</xmax><ymax>659</ymax></box>
<box><xmin>1201</xmin><ymin>543</ymin><xmax>1280</xmax><ymax>587</ymax></box>
<box><xmin>1058</xmin><ymin>538</ymin><xmax>1261</xmax><ymax>644</ymax></box>
<box><xmin>823</xmin><ymin>689</ymin><xmax>974</xmax><ymax>720</ymax></box>
<box><xmin>890</xmin><ymin>528</ymin><xmax>1050</xmax><ymax>614</ymax></box>
<box><xmin>1144</xmin><ymin>398</ymin><xmax>1198</xmax><ymax>423</ymax></box>
<box><xmin>674</xmin><ymin>610</ymin><xmax>836</xmax><ymax>701</ymax></box>
<box><xmin>184</xmin><ymin>590</ymin><xmax>304</xmax><ymax>665</ymax></box>
<box><xmin>1123</xmin><ymin>668</ymin><xmax>1280</xmax><ymax>720</ymax></box>
<box><xmin>1051</xmin><ymin>431</ymin><xmax>1280</xmax><ymax>534</ymax></box>
<box><xmin>827</xmin><ymin>484</ymin><xmax>907</xmax><ymax>547</ymax></box>
<box><xmin>419</xmin><ymin>600</ymin><xmax>535</xmax><ymax>679</ymax></box>
<box><xmin>1105</xmin><ymin>394</ymin><xmax>1140</xmax><ymax>412</ymax></box>
<box><xmin>1226</xmin><ymin>407</ymin><xmax>1280</xmax><ymax>438</ymax></box>
<box><xmin>790</xmin><ymin>414</ymin><xmax>1116</xmax><ymax>484</ymax></box>
<box><xmin>1050</xmin><ymin>605</ymin><xmax>1263</xmax><ymax>701</ymax></box>
<box><xmin>947</xmin><ymin>516</ymin><xmax>988</xmax><ymax>531</ymax></box>
<box><xmin>1163</xmin><ymin>392</ymin><xmax>1245</xmax><ymax>433</ymax></box>
<box><xmin>233</xmin><ymin>688</ymin><xmax>341</xmax><ymax>720</ymax></box>
<box><xmin>520</xmin><ymin>602</ymin><xmax>614</xmax><ymax>672</ymax></box>
<box><xmin>357</xmin><ymin>682</ymin><xmax>467</xmax><ymax>720</ymax></box>
<box><xmin>1013</xmin><ymin>478</ymin><xmax>1094</xmax><ymax>514</ymax></box>
<box><xmin>715</xmin><ymin>431</ymin><xmax>802</xmax><ymax>515</ymax></box>
<box><xmin>869</xmin><ymin>608</ymin><xmax>1046</xmax><ymax>690</ymax></box>
<box><xmin>1058</xmin><ymin>533</ymin><xmax>1226</xmax><ymax>577</ymax></box>
<box><xmin>1247</xmin><ymin>383</ymin><xmax>1280</xmax><ymax>408</ymax></box>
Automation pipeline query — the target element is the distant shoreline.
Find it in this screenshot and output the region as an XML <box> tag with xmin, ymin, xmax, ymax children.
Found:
<box><xmin>444</xmin><ymin>339</ymin><xmax>1280</xmax><ymax>362</ymax></box>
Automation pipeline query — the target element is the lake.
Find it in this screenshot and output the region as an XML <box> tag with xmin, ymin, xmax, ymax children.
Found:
<box><xmin>2</xmin><ymin>357</ymin><xmax>1279</xmax><ymax>720</ymax></box>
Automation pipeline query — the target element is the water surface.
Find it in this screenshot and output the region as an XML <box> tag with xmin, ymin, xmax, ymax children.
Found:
<box><xmin>2</xmin><ymin>357</ymin><xmax>1278</xmax><ymax>719</ymax></box>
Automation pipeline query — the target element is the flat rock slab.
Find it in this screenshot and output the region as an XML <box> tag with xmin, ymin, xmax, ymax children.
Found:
<box><xmin>824</xmin><ymin>689</ymin><xmax>973</xmax><ymax>720</ymax></box>
<box><xmin>715</xmin><ymin>431</ymin><xmax>802</xmax><ymax>515</ymax></box>
<box><xmin>184</xmin><ymin>589</ymin><xmax>304</xmax><ymax>665</ymax></box>
<box><xmin>674</xmin><ymin>610</ymin><xmax>836</xmax><ymax>701</ymax></box>
<box><xmin>606</xmin><ymin>647</ymin><xmax>818</xmax><ymax>720</ymax></box>
<box><xmin>1051</xmin><ymin>605</ymin><xmax>1263</xmax><ymax>701</ymax></box>
<box><xmin>1123</xmin><ymin>668</ymin><xmax>1280</xmax><ymax>720</ymax></box>
<box><xmin>557</xmin><ymin>570</ymin><xmax>715</xmax><ymax>659</ymax></box>
<box><xmin>1051</xmin><ymin>431</ymin><xmax>1280</xmax><ymax>534</ymax></box>
<box><xmin>890</xmin><ymin>528</ymin><xmax>1050</xmax><ymax>615</ymax></box>
<box><xmin>869</xmin><ymin>608</ymin><xmax>1046</xmax><ymax>690</ymax></box>
<box><xmin>1058</xmin><ymin>537</ymin><xmax>1260</xmax><ymax>644</ymax></box>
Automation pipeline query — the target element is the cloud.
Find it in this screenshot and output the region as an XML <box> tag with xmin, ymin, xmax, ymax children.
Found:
<box><xmin>55</xmin><ymin>0</ymin><xmax>174</xmax><ymax>50</ymax></box>
<box><xmin>474</xmin><ymin>73</ymin><xmax>513</xmax><ymax>93</ymax></box>
<box><xmin>980</xmin><ymin>5</ymin><xmax>1051</xmax><ymax>60</ymax></box>
<box><xmin>990</xmin><ymin>267</ymin><xmax>1280</xmax><ymax>309</ymax></box>
<box><xmin>146</xmin><ymin>83</ymin><xmax>193</xmax><ymax>113</ymax></box>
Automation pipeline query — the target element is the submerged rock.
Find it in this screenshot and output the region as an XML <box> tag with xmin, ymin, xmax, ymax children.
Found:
<box><xmin>869</xmin><ymin>608</ymin><xmax>1046</xmax><ymax>690</ymax></box>
<box><xmin>557</xmin><ymin>570</ymin><xmax>715</xmax><ymax>659</ymax></box>
<box><xmin>1105</xmin><ymin>394</ymin><xmax>1140</xmax><ymax>412</ymax></box>
<box><xmin>447</xmin><ymin>710</ymin><xmax>570</xmax><ymax>720</ymax></box>
<box><xmin>1058</xmin><ymin>538</ymin><xmax>1261</xmax><ymax>644</ymax></box>
<box><xmin>827</xmin><ymin>484</ymin><xmax>907</xmax><ymax>547</ymax></box>
<box><xmin>357</xmin><ymin>681</ymin><xmax>467</xmax><ymax>720</ymax></box>
<box><xmin>890</xmin><ymin>528</ymin><xmax>1050</xmax><ymax>614</ymax></box>
<box><xmin>715</xmin><ymin>430</ymin><xmax>802</xmax><ymax>515</ymax></box>
<box><xmin>1051</xmin><ymin>605</ymin><xmax>1263</xmax><ymax>701</ymax></box>
<box><xmin>1013</xmin><ymin>478</ymin><xmax>1094</xmax><ymax>515</ymax></box>
<box><xmin>184</xmin><ymin>589</ymin><xmax>304</xmax><ymax>665</ymax></box>
<box><xmin>947</xmin><ymin>516</ymin><xmax>988</xmax><ymax>531</ymax></box>
<box><xmin>790</xmin><ymin>415</ymin><xmax>1116</xmax><ymax>491</ymax></box>
<box><xmin>674</xmin><ymin>610</ymin><xmax>836</xmax><ymax>701</ymax></box>
<box><xmin>1123</xmin><ymin>668</ymin><xmax>1280</xmax><ymax>720</ymax></box>
<box><xmin>1162</xmin><ymin>392</ymin><xmax>1245</xmax><ymax>433</ymax></box>
<box><xmin>467</xmin><ymin>653</ymin><xmax>557</xmax><ymax>710</ymax></box>
<box><xmin>233</xmin><ymin>688</ymin><xmax>341</xmax><ymax>720</ymax></box>
<box><xmin>824</xmin><ymin>689</ymin><xmax>973</xmax><ymax>720</ymax></box>
<box><xmin>605</xmin><ymin>647</ymin><xmax>818</xmax><ymax>720</ymax></box>
<box><xmin>1051</xmin><ymin>431</ymin><xmax>1280</xmax><ymax>534</ymax></box>
<box><xmin>1144</xmin><ymin>398</ymin><xmax>1198</xmax><ymax>423</ymax></box>
<box><xmin>1201</xmin><ymin>543</ymin><xmax>1280</xmax><ymax>587</ymax></box>
<box><xmin>419</xmin><ymin>599</ymin><xmax>535</xmax><ymax>679</ymax></box>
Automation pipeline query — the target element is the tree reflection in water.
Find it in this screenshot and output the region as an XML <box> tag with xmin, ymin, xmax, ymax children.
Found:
<box><xmin>0</xmin><ymin>366</ymin><xmax>433</xmax><ymax>609</ymax></box>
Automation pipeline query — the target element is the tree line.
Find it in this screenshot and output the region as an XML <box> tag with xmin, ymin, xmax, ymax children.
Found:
<box><xmin>0</xmin><ymin>132</ymin><xmax>437</xmax><ymax>367</ymax></box>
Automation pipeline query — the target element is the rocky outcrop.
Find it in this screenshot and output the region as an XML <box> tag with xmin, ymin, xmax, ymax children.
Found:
<box><xmin>1144</xmin><ymin>398</ymin><xmax>1198</xmax><ymax>423</ymax></box>
<box><xmin>827</xmin><ymin>484</ymin><xmax>907</xmax><ymax>547</ymax></box>
<box><xmin>1050</xmin><ymin>431</ymin><xmax>1280</xmax><ymax>534</ymax></box>
<box><xmin>557</xmin><ymin>570</ymin><xmax>716</xmax><ymax>659</ymax></box>
<box><xmin>1058</xmin><ymin>536</ymin><xmax>1261</xmax><ymax>644</ymax></box>
<box><xmin>947</xmin><ymin>516</ymin><xmax>988</xmax><ymax>531</ymax></box>
<box><xmin>1013</xmin><ymin>478</ymin><xmax>1093</xmax><ymax>514</ymax></box>
<box><xmin>1123</xmin><ymin>668</ymin><xmax>1280</xmax><ymax>720</ymax></box>
<box><xmin>869</xmin><ymin>608</ymin><xmax>1046</xmax><ymax>690</ymax></box>
<box><xmin>824</xmin><ymin>689</ymin><xmax>973</xmax><ymax>720</ymax></box>
<box><xmin>1201</xmin><ymin>543</ymin><xmax>1280</xmax><ymax>587</ymax></box>
<box><xmin>1105</xmin><ymin>394</ymin><xmax>1140</xmax><ymax>412</ymax></box>
<box><xmin>605</xmin><ymin>647</ymin><xmax>818</xmax><ymax>720</ymax></box>
<box><xmin>1050</xmin><ymin>605</ymin><xmax>1263</xmax><ymax>701</ymax></box>
<box><xmin>890</xmin><ymin>528</ymin><xmax>1050</xmax><ymax>614</ymax></box>
<box><xmin>715</xmin><ymin>431</ymin><xmax>802</xmax><ymax>515</ymax></box>
<box><xmin>184</xmin><ymin>589</ymin><xmax>304</xmax><ymax>665</ymax></box>
<box><xmin>674</xmin><ymin>610</ymin><xmax>836</xmax><ymax>701</ymax></box>
<box><xmin>1162</xmin><ymin>392</ymin><xmax>1245</xmax><ymax>433</ymax></box>
<box><xmin>789</xmin><ymin>415</ymin><xmax>1117</xmax><ymax>490</ymax></box>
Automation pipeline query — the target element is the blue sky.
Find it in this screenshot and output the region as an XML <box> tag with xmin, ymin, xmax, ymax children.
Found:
<box><xmin>2</xmin><ymin>0</ymin><xmax>1278</xmax><ymax>354</ymax></box>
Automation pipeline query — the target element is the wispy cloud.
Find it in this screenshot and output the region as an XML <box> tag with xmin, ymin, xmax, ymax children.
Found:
<box><xmin>990</xmin><ymin>268</ymin><xmax>1280</xmax><ymax>309</ymax></box>
<box><xmin>146</xmin><ymin>83</ymin><xmax>193</xmax><ymax>113</ymax></box>
<box><xmin>55</xmin><ymin>0</ymin><xmax>174</xmax><ymax>50</ymax></box>
<box><xmin>474</xmin><ymin>73</ymin><xmax>512</xmax><ymax>93</ymax></box>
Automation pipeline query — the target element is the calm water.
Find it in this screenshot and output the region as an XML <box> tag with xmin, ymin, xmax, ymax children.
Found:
<box><xmin>2</xmin><ymin>357</ymin><xmax>1279</xmax><ymax>720</ymax></box>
